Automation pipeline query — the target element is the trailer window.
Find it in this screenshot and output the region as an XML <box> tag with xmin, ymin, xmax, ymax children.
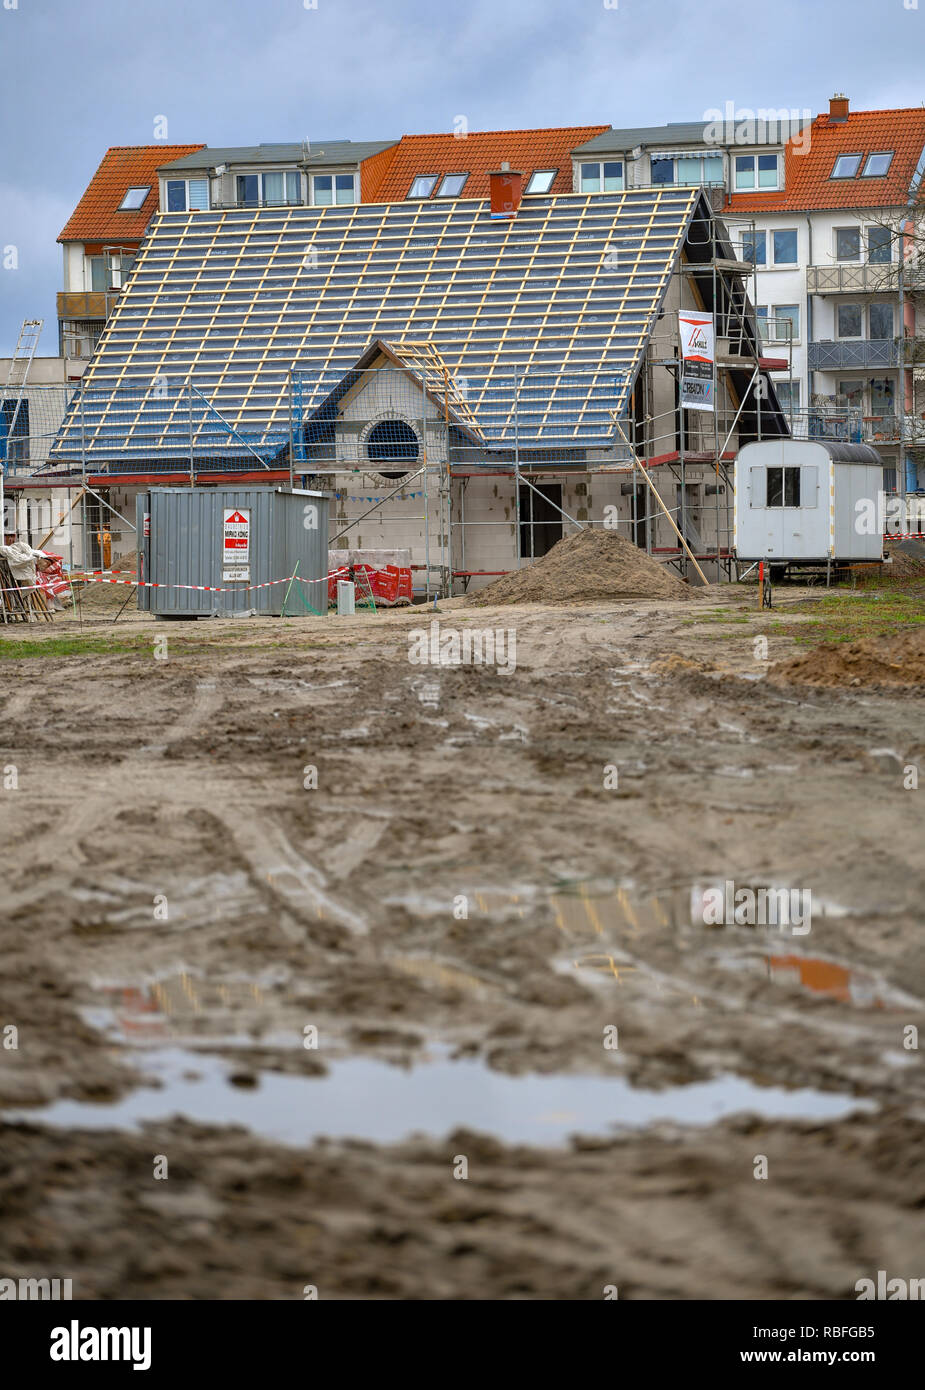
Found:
<box><xmin>766</xmin><ymin>466</ymin><xmax>801</xmax><ymax>507</ymax></box>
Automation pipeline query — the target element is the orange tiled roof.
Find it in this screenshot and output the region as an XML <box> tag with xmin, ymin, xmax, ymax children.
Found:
<box><xmin>362</xmin><ymin>125</ymin><xmax>608</xmax><ymax>203</ymax></box>
<box><xmin>726</xmin><ymin>107</ymin><xmax>925</xmax><ymax>213</ymax></box>
<box><xmin>58</xmin><ymin>145</ymin><xmax>205</xmax><ymax>243</ymax></box>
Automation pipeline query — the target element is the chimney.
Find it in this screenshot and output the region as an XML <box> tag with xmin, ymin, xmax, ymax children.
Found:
<box><xmin>488</xmin><ymin>167</ymin><xmax>523</xmax><ymax>220</ymax></box>
<box><xmin>829</xmin><ymin>93</ymin><xmax>849</xmax><ymax>122</ymax></box>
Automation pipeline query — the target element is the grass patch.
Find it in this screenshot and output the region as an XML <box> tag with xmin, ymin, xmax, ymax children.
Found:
<box><xmin>761</xmin><ymin>586</ymin><xmax>925</xmax><ymax>646</ymax></box>
<box><xmin>0</xmin><ymin>635</ymin><xmax>151</xmax><ymax>659</ymax></box>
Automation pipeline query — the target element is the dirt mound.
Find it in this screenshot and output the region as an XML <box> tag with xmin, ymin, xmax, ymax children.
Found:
<box><xmin>465</xmin><ymin>529</ymin><xmax>691</xmax><ymax>606</ymax></box>
<box><xmin>772</xmin><ymin>626</ymin><xmax>925</xmax><ymax>688</ymax></box>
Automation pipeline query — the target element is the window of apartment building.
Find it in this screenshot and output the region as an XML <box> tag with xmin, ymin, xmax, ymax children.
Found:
<box><xmin>118</xmin><ymin>186</ymin><xmax>150</xmax><ymax>211</ymax></box>
<box><xmin>867</xmin><ymin>226</ymin><xmax>893</xmax><ymax>263</ymax></box>
<box><xmin>862</xmin><ymin>152</ymin><xmax>893</xmax><ymax>177</ymax></box>
<box><xmin>734</xmin><ymin>153</ymin><xmax>779</xmax><ymax>190</ymax></box>
<box><xmin>312</xmin><ymin>173</ymin><xmax>357</xmax><ymax>205</ymax></box>
<box><xmin>650</xmin><ymin>157</ymin><xmax>674</xmax><ymax>185</ymax></box>
<box><xmin>869</xmin><ymin>302</ymin><xmax>895</xmax><ymax>339</ymax></box>
<box><xmin>579</xmin><ymin>161</ymin><xmax>624</xmax><ymax>191</ymax></box>
<box><xmin>526</xmin><ymin>169</ymin><xmax>557</xmax><ymax>194</ymax></box>
<box><xmin>772</xmin><ymin>228</ymin><xmax>798</xmax><ymax>264</ymax></box>
<box><xmin>837</xmin><ymin>303</ymin><xmax>863</xmax><ymax>338</ymax></box>
<box><xmin>837</xmin><ymin>379</ymin><xmax>864</xmax><ymax>409</ymax></box>
<box><xmin>835</xmin><ymin>226</ymin><xmax>861</xmax><ymax>261</ymax></box>
<box><xmin>436</xmin><ymin>173</ymin><xmax>468</xmax><ymax>197</ymax></box>
<box><xmin>89</xmin><ymin>252</ymin><xmax>135</xmax><ymax>291</ymax></box>
<box><xmin>408</xmin><ymin>174</ymin><xmax>438</xmax><ymax>198</ymax></box>
<box><xmin>675</xmin><ymin>153</ymin><xmax>723</xmax><ymax>185</ymax></box>
<box><xmin>831</xmin><ymin>153</ymin><xmax>862</xmax><ymax>179</ymax></box>
<box><xmin>773</xmin><ymin>379</ymin><xmax>801</xmax><ymax>413</ymax></box>
<box><xmin>743</xmin><ymin>229</ymin><xmax>797</xmax><ymax>266</ymax></box>
<box><xmin>89</xmin><ymin>256</ymin><xmax>107</xmax><ymax>292</ymax></box>
<box><xmin>237</xmin><ymin>171</ymin><xmax>301</xmax><ymax>207</ymax></box>
<box><xmin>166</xmin><ymin>178</ymin><xmax>209</xmax><ymax>212</ymax></box>
<box><xmin>871</xmin><ymin>378</ymin><xmax>895</xmax><ymax>415</ymax></box>
<box><xmin>769</xmin><ymin>304</ymin><xmax>799</xmax><ymax>341</ymax></box>
<box><xmin>766</xmin><ymin>465</ymin><xmax>801</xmax><ymax>507</ymax></box>
<box><xmin>756</xmin><ymin>305</ymin><xmax>769</xmax><ymax>339</ymax></box>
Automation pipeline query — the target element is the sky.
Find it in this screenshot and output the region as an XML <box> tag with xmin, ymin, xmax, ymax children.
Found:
<box><xmin>1</xmin><ymin>0</ymin><xmax>923</xmax><ymax>356</ymax></box>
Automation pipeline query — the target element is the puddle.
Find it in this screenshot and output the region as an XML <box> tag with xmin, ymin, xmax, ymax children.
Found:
<box><xmin>385</xmin><ymin>878</ymin><xmax>849</xmax><ymax>940</ymax></box>
<box><xmin>762</xmin><ymin>954</ymin><xmax>916</xmax><ymax>1009</ymax></box>
<box><xmin>81</xmin><ymin>970</ymin><xmax>279</xmax><ymax>1043</ymax></box>
<box><xmin>2</xmin><ymin>1049</ymin><xmax>874</xmax><ymax>1148</ymax></box>
<box><xmin>548</xmin><ymin>879</ymin><xmax>837</xmax><ymax>940</ymax></box>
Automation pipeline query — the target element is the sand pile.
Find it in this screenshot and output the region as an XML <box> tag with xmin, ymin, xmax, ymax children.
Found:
<box><xmin>772</xmin><ymin>626</ymin><xmax>925</xmax><ymax>688</ymax></box>
<box><xmin>465</xmin><ymin>529</ymin><xmax>691</xmax><ymax>606</ymax></box>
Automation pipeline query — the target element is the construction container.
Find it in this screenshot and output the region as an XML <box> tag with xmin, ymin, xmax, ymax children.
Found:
<box><xmin>734</xmin><ymin>440</ymin><xmax>884</xmax><ymax>569</ymax></box>
<box><xmin>136</xmin><ymin>486</ymin><xmax>329</xmax><ymax>617</ymax></box>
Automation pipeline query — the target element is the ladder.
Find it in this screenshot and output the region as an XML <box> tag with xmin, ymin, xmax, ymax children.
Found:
<box><xmin>2</xmin><ymin>318</ymin><xmax>43</xmax><ymax>445</ymax></box>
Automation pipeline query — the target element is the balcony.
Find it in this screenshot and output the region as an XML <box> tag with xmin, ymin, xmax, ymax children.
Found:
<box><xmin>785</xmin><ymin>408</ymin><xmax>864</xmax><ymax>444</ymax></box>
<box><xmin>784</xmin><ymin>408</ymin><xmax>925</xmax><ymax>448</ymax></box>
<box><xmin>56</xmin><ymin>290</ymin><xmax>121</xmax><ymax>321</ymax></box>
<box><xmin>808</xmin><ymin>338</ymin><xmax>900</xmax><ymax>370</ymax></box>
<box><xmin>806</xmin><ymin>263</ymin><xmax>899</xmax><ymax>294</ymax></box>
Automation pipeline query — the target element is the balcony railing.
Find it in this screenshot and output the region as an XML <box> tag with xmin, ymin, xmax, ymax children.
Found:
<box><xmin>785</xmin><ymin>408</ymin><xmax>864</xmax><ymax>443</ymax></box>
<box><xmin>806</xmin><ymin>263</ymin><xmax>899</xmax><ymax>294</ymax></box>
<box><xmin>783</xmin><ymin>407</ymin><xmax>925</xmax><ymax>448</ymax></box>
<box><xmin>808</xmin><ymin>338</ymin><xmax>900</xmax><ymax>370</ymax></box>
<box><xmin>56</xmin><ymin>290</ymin><xmax>121</xmax><ymax>321</ymax></box>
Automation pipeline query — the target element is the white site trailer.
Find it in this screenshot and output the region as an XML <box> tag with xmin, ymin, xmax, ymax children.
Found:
<box><xmin>734</xmin><ymin>439</ymin><xmax>884</xmax><ymax>576</ymax></box>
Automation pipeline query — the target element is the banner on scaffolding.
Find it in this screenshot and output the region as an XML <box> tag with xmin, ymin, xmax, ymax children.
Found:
<box><xmin>678</xmin><ymin>310</ymin><xmax>715</xmax><ymax>413</ymax></box>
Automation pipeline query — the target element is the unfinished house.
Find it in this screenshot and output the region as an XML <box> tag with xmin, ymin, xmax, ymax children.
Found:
<box><xmin>43</xmin><ymin>168</ymin><xmax>788</xmax><ymax>589</ymax></box>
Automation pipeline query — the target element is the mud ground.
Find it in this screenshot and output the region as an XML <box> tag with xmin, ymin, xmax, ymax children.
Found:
<box><xmin>1</xmin><ymin>583</ymin><xmax>924</xmax><ymax>1299</ymax></box>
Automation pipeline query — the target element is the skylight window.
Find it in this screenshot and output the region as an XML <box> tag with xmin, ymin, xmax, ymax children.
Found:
<box><xmin>119</xmin><ymin>186</ymin><xmax>150</xmax><ymax>210</ymax></box>
<box><xmin>526</xmin><ymin>170</ymin><xmax>556</xmax><ymax>194</ymax></box>
<box><xmin>831</xmin><ymin>154</ymin><xmax>862</xmax><ymax>179</ymax></box>
<box><xmin>436</xmin><ymin>173</ymin><xmax>468</xmax><ymax>197</ymax></box>
<box><xmin>862</xmin><ymin>151</ymin><xmax>894</xmax><ymax>177</ymax></box>
<box><xmin>409</xmin><ymin>175</ymin><xmax>438</xmax><ymax>198</ymax></box>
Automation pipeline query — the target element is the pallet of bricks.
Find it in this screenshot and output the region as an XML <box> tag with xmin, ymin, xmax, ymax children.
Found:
<box><xmin>327</xmin><ymin>549</ymin><xmax>414</xmax><ymax>607</ymax></box>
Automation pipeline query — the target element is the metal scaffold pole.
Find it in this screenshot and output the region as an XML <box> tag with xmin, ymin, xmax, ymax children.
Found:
<box><xmin>422</xmin><ymin>397</ymin><xmax>430</xmax><ymax>603</ymax></box>
<box><xmin>188</xmin><ymin>382</ymin><xmax>195</xmax><ymax>489</ymax></box>
<box><xmin>513</xmin><ymin>367</ymin><xmax>522</xmax><ymax>568</ymax></box>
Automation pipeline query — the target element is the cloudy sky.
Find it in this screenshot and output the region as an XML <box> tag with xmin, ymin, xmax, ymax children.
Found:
<box><xmin>1</xmin><ymin>0</ymin><xmax>923</xmax><ymax>355</ymax></box>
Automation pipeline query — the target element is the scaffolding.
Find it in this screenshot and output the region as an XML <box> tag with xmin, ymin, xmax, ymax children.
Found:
<box><xmin>8</xmin><ymin>200</ymin><xmax>797</xmax><ymax>595</ymax></box>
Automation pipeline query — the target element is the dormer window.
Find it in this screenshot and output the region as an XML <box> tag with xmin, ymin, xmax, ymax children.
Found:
<box><xmin>118</xmin><ymin>186</ymin><xmax>150</xmax><ymax>211</ymax></box>
<box><xmin>166</xmin><ymin>178</ymin><xmax>209</xmax><ymax>212</ymax></box>
<box><xmin>436</xmin><ymin>173</ymin><xmax>468</xmax><ymax>197</ymax></box>
<box><xmin>862</xmin><ymin>151</ymin><xmax>893</xmax><ymax>177</ymax></box>
<box><xmin>409</xmin><ymin>175</ymin><xmax>438</xmax><ymax>198</ymax></box>
<box><xmin>526</xmin><ymin>170</ymin><xmax>556</xmax><ymax>194</ymax></box>
<box><xmin>311</xmin><ymin>173</ymin><xmax>356</xmax><ymax>205</ymax></box>
<box><xmin>734</xmin><ymin>154</ymin><xmax>780</xmax><ymax>190</ymax></box>
<box><xmin>237</xmin><ymin>171</ymin><xmax>302</xmax><ymax>207</ymax></box>
<box><xmin>831</xmin><ymin>153</ymin><xmax>862</xmax><ymax>179</ymax></box>
<box><xmin>579</xmin><ymin>161</ymin><xmax>623</xmax><ymax>192</ymax></box>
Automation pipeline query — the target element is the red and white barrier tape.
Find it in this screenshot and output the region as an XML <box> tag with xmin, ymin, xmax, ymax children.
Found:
<box><xmin>1</xmin><ymin>570</ymin><xmax>336</xmax><ymax>597</ymax></box>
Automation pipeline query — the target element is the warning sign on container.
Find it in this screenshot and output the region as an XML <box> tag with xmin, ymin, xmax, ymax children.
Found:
<box><xmin>222</xmin><ymin>508</ymin><xmax>250</xmax><ymax>567</ymax></box>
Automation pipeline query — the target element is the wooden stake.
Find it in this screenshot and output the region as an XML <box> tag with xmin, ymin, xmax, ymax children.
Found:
<box><xmin>632</xmin><ymin>456</ymin><xmax>709</xmax><ymax>586</ymax></box>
